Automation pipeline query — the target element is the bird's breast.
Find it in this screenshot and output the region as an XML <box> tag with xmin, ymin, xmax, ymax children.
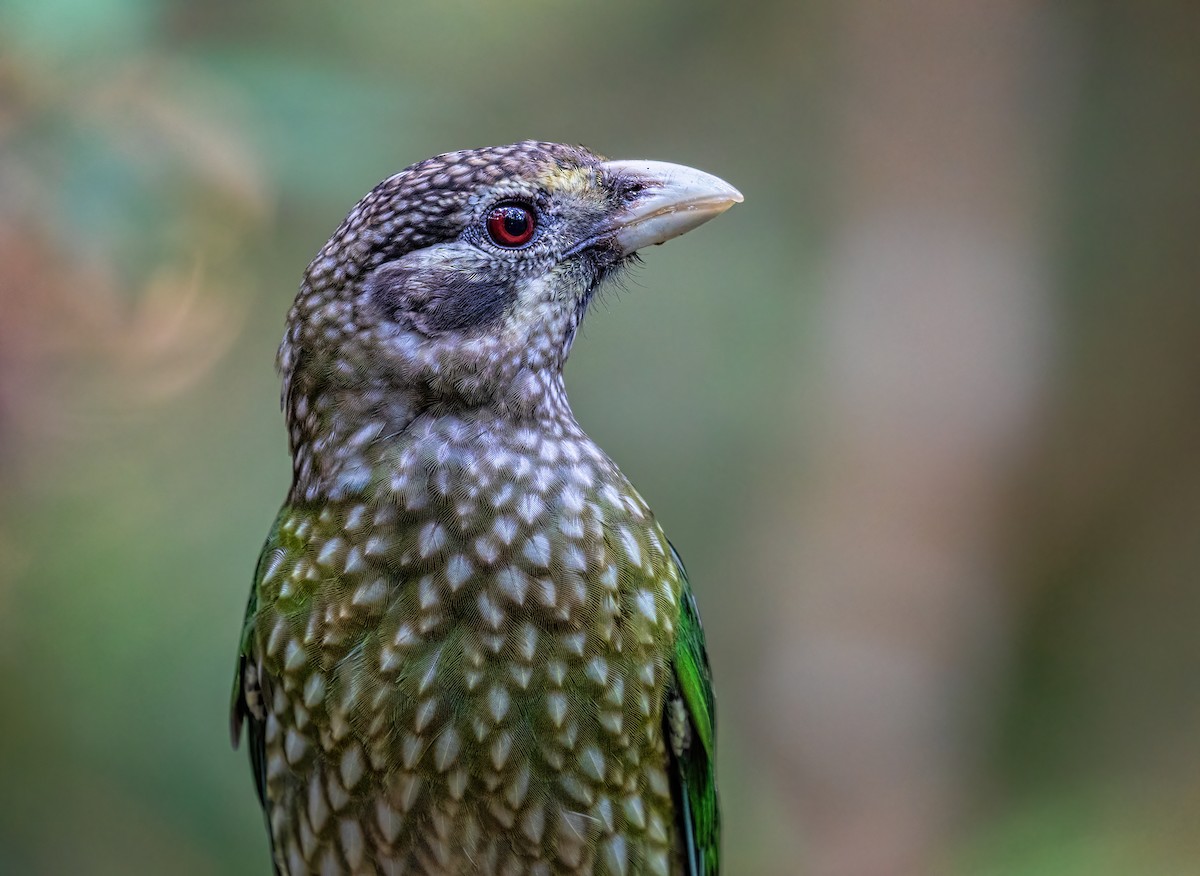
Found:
<box><xmin>256</xmin><ymin>417</ymin><xmax>685</xmax><ymax>873</ymax></box>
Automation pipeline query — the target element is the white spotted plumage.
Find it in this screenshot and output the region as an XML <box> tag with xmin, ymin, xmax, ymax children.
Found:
<box><xmin>233</xmin><ymin>141</ymin><xmax>731</xmax><ymax>876</ymax></box>
<box><xmin>248</xmin><ymin>407</ymin><xmax>682</xmax><ymax>874</ymax></box>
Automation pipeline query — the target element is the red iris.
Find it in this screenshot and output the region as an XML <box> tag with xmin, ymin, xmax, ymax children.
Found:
<box><xmin>485</xmin><ymin>203</ymin><xmax>536</xmax><ymax>248</ymax></box>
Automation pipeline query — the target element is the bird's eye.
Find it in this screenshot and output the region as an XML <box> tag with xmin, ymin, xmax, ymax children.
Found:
<box><xmin>485</xmin><ymin>203</ymin><xmax>536</xmax><ymax>248</ymax></box>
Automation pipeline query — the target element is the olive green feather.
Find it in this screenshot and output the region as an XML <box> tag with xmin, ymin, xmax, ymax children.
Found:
<box><xmin>668</xmin><ymin>544</ymin><xmax>720</xmax><ymax>876</ymax></box>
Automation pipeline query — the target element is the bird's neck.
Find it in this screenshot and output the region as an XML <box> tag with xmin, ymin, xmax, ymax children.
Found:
<box><xmin>284</xmin><ymin>366</ymin><xmax>580</xmax><ymax>505</ymax></box>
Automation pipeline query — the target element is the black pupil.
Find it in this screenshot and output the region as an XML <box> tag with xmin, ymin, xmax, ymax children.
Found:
<box><xmin>502</xmin><ymin>208</ymin><xmax>528</xmax><ymax>237</ymax></box>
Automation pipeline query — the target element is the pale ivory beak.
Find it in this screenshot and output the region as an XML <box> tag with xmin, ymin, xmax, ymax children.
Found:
<box><xmin>600</xmin><ymin>159</ymin><xmax>743</xmax><ymax>254</ymax></box>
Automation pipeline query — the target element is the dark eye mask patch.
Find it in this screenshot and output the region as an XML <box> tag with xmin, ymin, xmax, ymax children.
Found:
<box><xmin>365</xmin><ymin>259</ymin><xmax>517</xmax><ymax>335</ymax></box>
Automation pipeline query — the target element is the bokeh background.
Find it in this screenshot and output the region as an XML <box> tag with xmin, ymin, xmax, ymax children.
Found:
<box><xmin>2</xmin><ymin>2</ymin><xmax>1198</xmax><ymax>874</ymax></box>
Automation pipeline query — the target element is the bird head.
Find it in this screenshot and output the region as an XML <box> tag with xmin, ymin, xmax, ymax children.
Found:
<box><xmin>280</xmin><ymin>140</ymin><xmax>741</xmax><ymax>451</ymax></box>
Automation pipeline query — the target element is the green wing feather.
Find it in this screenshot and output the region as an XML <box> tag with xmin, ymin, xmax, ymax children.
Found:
<box><xmin>230</xmin><ymin>512</ymin><xmax>286</xmax><ymax>873</ymax></box>
<box><xmin>667</xmin><ymin>542</ymin><xmax>720</xmax><ymax>876</ymax></box>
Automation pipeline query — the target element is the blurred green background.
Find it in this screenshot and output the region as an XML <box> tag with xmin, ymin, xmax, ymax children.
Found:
<box><xmin>1</xmin><ymin>2</ymin><xmax>1198</xmax><ymax>874</ymax></box>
